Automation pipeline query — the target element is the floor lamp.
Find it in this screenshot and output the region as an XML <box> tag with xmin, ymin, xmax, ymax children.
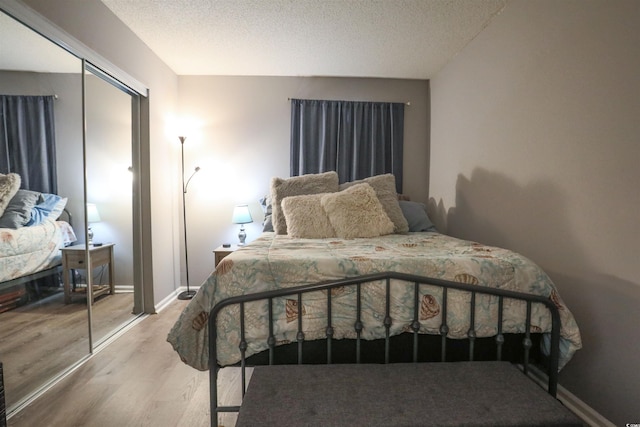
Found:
<box><xmin>178</xmin><ymin>136</ymin><xmax>200</xmax><ymax>300</ymax></box>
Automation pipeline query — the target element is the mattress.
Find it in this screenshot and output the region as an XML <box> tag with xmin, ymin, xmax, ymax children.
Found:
<box><xmin>0</xmin><ymin>218</ymin><xmax>75</xmax><ymax>284</ymax></box>
<box><xmin>167</xmin><ymin>232</ymin><xmax>582</xmax><ymax>370</ymax></box>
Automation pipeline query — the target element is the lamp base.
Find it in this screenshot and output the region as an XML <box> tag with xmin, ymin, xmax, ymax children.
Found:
<box><xmin>177</xmin><ymin>289</ymin><xmax>197</xmax><ymax>300</ymax></box>
<box><xmin>238</xmin><ymin>225</ymin><xmax>247</xmax><ymax>246</ymax></box>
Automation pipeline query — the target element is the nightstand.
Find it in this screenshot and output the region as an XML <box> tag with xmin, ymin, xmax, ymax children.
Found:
<box><xmin>61</xmin><ymin>243</ymin><xmax>115</xmax><ymax>304</ymax></box>
<box><xmin>214</xmin><ymin>244</ymin><xmax>238</xmax><ymax>267</ymax></box>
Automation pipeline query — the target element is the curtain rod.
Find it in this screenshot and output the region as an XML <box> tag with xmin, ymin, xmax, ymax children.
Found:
<box><xmin>0</xmin><ymin>94</ymin><xmax>59</xmax><ymax>99</ymax></box>
<box><xmin>287</xmin><ymin>97</ymin><xmax>410</xmax><ymax>106</ymax></box>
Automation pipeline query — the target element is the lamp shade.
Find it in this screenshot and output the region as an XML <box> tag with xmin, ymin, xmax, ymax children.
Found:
<box><xmin>232</xmin><ymin>204</ymin><xmax>253</xmax><ymax>224</ymax></box>
<box><xmin>87</xmin><ymin>203</ymin><xmax>101</xmax><ymax>223</ymax></box>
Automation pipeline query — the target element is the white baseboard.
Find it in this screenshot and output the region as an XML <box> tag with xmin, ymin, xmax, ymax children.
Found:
<box><xmin>556</xmin><ymin>383</ymin><xmax>615</xmax><ymax>427</ymax></box>
<box><xmin>526</xmin><ymin>365</ymin><xmax>614</xmax><ymax>427</ymax></box>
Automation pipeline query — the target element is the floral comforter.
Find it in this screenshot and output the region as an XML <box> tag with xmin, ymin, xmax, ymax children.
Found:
<box><xmin>0</xmin><ymin>219</ymin><xmax>75</xmax><ymax>284</ymax></box>
<box><xmin>167</xmin><ymin>232</ymin><xmax>581</xmax><ymax>370</ymax></box>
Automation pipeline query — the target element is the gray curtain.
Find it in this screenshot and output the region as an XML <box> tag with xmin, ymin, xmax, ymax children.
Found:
<box><xmin>0</xmin><ymin>95</ymin><xmax>57</xmax><ymax>193</ymax></box>
<box><xmin>290</xmin><ymin>99</ymin><xmax>404</xmax><ymax>193</ymax></box>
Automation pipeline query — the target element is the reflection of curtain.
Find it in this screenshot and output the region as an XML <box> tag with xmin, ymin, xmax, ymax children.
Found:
<box><xmin>290</xmin><ymin>99</ymin><xmax>404</xmax><ymax>192</ymax></box>
<box><xmin>0</xmin><ymin>95</ymin><xmax>57</xmax><ymax>193</ymax></box>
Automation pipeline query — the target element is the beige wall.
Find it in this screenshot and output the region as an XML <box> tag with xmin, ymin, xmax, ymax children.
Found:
<box><xmin>430</xmin><ymin>0</ymin><xmax>639</xmax><ymax>423</ymax></box>
<box><xmin>178</xmin><ymin>76</ymin><xmax>430</xmax><ymax>286</ymax></box>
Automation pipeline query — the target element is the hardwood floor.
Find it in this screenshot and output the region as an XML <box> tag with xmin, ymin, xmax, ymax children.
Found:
<box><xmin>0</xmin><ymin>291</ymin><xmax>136</xmax><ymax>410</ymax></box>
<box><xmin>8</xmin><ymin>299</ymin><xmax>245</xmax><ymax>427</ymax></box>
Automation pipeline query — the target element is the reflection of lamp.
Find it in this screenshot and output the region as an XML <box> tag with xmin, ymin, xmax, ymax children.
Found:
<box><xmin>86</xmin><ymin>203</ymin><xmax>101</xmax><ymax>245</ymax></box>
<box><xmin>232</xmin><ymin>204</ymin><xmax>253</xmax><ymax>246</ymax></box>
<box><xmin>178</xmin><ymin>136</ymin><xmax>201</xmax><ymax>301</ymax></box>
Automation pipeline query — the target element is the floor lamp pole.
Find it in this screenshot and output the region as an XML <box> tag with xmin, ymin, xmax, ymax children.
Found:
<box><xmin>178</xmin><ymin>136</ymin><xmax>197</xmax><ymax>300</ymax></box>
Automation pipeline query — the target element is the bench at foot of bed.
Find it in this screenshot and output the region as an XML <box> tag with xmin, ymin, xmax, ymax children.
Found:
<box><xmin>236</xmin><ymin>361</ymin><xmax>583</xmax><ymax>427</ymax></box>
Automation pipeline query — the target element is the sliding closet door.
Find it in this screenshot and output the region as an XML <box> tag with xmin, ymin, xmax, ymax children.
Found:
<box><xmin>83</xmin><ymin>65</ymin><xmax>140</xmax><ymax>346</ymax></box>
<box><xmin>0</xmin><ymin>10</ymin><xmax>90</xmax><ymax>413</ymax></box>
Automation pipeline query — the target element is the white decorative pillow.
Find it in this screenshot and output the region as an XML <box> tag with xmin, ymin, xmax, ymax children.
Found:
<box><xmin>339</xmin><ymin>174</ymin><xmax>409</xmax><ymax>234</ymax></box>
<box><xmin>0</xmin><ymin>173</ymin><xmax>21</xmax><ymax>218</ymax></box>
<box><xmin>321</xmin><ymin>183</ymin><xmax>394</xmax><ymax>239</ymax></box>
<box><xmin>270</xmin><ymin>171</ymin><xmax>339</xmax><ymax>235</ymax></box>
<box><xmin>281</xmin><ymin>194</ymin><xmax>335</xmax><ymax>239</ymax></box>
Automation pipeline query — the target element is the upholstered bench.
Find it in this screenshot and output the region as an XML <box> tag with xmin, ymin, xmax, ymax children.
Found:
<box><xmin>236</xmin><ymin>361</ymin><xmax>583</xmax><ymax>427</ymax></box>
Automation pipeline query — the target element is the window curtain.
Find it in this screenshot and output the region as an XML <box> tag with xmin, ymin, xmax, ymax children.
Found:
<box><xmin>0</xmin><ymin>95</ymin><xmax>58</xmax><ymax>194</ymax></box>
<box><xmin>290</xmin><ymin>99</ymin><xmax>404</xmax><ymax>193</ymax></box>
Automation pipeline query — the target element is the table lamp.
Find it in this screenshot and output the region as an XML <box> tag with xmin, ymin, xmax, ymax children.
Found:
<box><xmin>232</xmin><ymin>204</ymin><xmax>253</xmax><ymax>246</ymax></box>
<box><xmin>86</xmin><ymin>203</ymin><xmax>101</xmax><ymax>245</ymax></box>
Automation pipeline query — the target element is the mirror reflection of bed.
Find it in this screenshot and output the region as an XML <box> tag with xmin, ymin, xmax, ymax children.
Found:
<box><xmin>0</xmin><ymin>9</ymin><xmax>139</xmax><ymax>415</ymax></box>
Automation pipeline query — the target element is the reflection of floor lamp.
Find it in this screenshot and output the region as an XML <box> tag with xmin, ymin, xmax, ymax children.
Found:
<box><xmin>178</xmin><ymin>136</ymin><xmax>200</xmax><ymax>300</ymax></box>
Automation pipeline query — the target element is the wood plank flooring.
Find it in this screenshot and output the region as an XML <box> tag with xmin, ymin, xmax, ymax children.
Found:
<box><xmin>0</xmin><ymin>291</ymin><xmax>136</xmax><ymax>410</ymax></box>
<box><xmin>7</xmin><ymin>299</ymin><xmax>245</xmax><ymax>427</ymax></box>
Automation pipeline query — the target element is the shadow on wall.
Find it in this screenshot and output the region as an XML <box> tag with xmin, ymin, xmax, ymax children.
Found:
<box><xmin>427</xmin><ymin>168</ymin><xmax>584</xmax><ymax>273</ymax></box>
<box><xmin>427</xmin><ymin>167</ymin><xmax>639</xmax><ymax>425</ymax></box>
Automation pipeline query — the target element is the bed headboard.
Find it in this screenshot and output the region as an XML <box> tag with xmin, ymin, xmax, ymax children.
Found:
<box><xmin>60</xmin><ymin>208</ymin><xmax>72</xmax><ymax>226</ymax></box>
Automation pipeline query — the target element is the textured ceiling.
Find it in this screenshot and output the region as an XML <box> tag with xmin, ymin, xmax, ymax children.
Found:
<box><xmin>100</xmin><ymin>0</ymin><xmax>508</xmax><ymax>79</ymax></box>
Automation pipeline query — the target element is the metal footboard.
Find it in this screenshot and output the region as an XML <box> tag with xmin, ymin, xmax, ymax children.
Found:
<box><xmin>208</xmin><ymin>271</ymin><xmax>561</xmax><ymax>425</ymax></box>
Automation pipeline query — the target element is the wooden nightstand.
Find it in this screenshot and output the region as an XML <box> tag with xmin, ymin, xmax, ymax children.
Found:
<box><xmin>61</xmin><ymin>243</ymin><xmax>115</xmax><ymax>304</ymax></box>
<box><xmin>214</xmin><ymin>244</ymin><xmax>238</xmax><ymax>267</ymax></box>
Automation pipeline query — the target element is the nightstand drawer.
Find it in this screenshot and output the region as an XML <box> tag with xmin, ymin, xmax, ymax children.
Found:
<box><xmin>63</xmin><ymin>251</ymin><xmax>87</xmax><ymax>269</ymax></box>
<box><xmin>64</xmin><ymin>246</ymin><xmax>112</xmax><ymax>269</ymax></box>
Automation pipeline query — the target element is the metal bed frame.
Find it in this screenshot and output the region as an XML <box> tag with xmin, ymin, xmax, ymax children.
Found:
<box><xmin>208</xmin><ymin>271</ymin><xmax>562</xmax><ymax>425</ymax></box>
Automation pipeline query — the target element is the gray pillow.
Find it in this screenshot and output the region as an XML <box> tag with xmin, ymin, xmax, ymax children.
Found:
<box><xmin>259</xmin><ymin>195</ymin><xmax>274</xmax><ymax>232</ymax></box>
<box><xmin>262</xmin><ymin>214</ymin><xmax>274</xmax><ymax>232</ymax></box>
<box><xmin>399</xmin><ymin>200</ymin><xmax>436</xmax><ymax>232</ymax></box>
<box><xmin>0</xmin><ymin>189</ymin><xmax>43</xmax><ymax>229</ymax></box>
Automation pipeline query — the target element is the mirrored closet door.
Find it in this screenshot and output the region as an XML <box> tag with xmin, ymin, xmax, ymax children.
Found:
<box><xmin>84</xmin><ymin>65</ymin><xmax>140</xmax><ymax>346</ymax></box>
<box><xmin>0</xmin><ymin>10</ymin><xmax>89</xmax><ymax>412</ymax></box>
<box><xmin>0</xmin><ymin>6</ymin><xmax>144</xmax><ymax>415</ymax></box>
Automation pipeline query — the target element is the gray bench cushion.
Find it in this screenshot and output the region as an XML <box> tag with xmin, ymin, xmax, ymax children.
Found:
<box><xmin>237</xmin><ymin>361</ymin><xmax>583</xmax><ymax>427</ymax></box>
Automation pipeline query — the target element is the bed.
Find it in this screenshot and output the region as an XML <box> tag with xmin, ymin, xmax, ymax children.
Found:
<box><xmin>209</xmin><ymin>272</ymin><xmax>583</xmax><ymax>426</ymax></box>
<box><xmin>167</xmin><ymin>172</ymin><xmax>582</xmax><ymax>425</ymax></box>
<box><xmin>0</xmin><ymin>178</ymin><xmax>76</xmax><ymax>312</ymax></box>
<box><xmin>169</xmin><ymin>231</ymin><xmax>581</xmax><ymax>371</ymax></box>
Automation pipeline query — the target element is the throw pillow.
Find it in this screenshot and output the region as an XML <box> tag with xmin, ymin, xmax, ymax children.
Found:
<box><xmin>0</xmin><ymin>173</ymin><xmax>21</xmax><ymax>219</ymax></box>
<box><xmin>0</xmin><ymin>189</ymin><xmax>43</xmax><ymax>229</ymax></box>
<box><xmin>27</xmin><ymin>193</ymin><xmax>64</xmax><ymax>226</ymax></box>
<box><xmin>281</xmin><ymin>193</ymin><xmax>335</xmax><ymax>238</ymax></box>
<box><xmin>399</xmin><ymin>200</ymin><xmax>437</xmax><ymax>232</ymax></box>
<box><xmin>320</xmin><ymin>183</ymin><xmax>394</xmax><ymax>239</ymax></box>
<box><xmin>339</xmin><ymin>174</ymin><xmax>409</xmax><ymax>234</ymax></box>
<box><xmin>48</xmin><ymin>197</ymin><xmax>68</xmax><ymax>221</ymax></box>
<box><xmin>270</xmin><ymin>171</ymin><xmax>339</xmax><ymax>235</ymax></box>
